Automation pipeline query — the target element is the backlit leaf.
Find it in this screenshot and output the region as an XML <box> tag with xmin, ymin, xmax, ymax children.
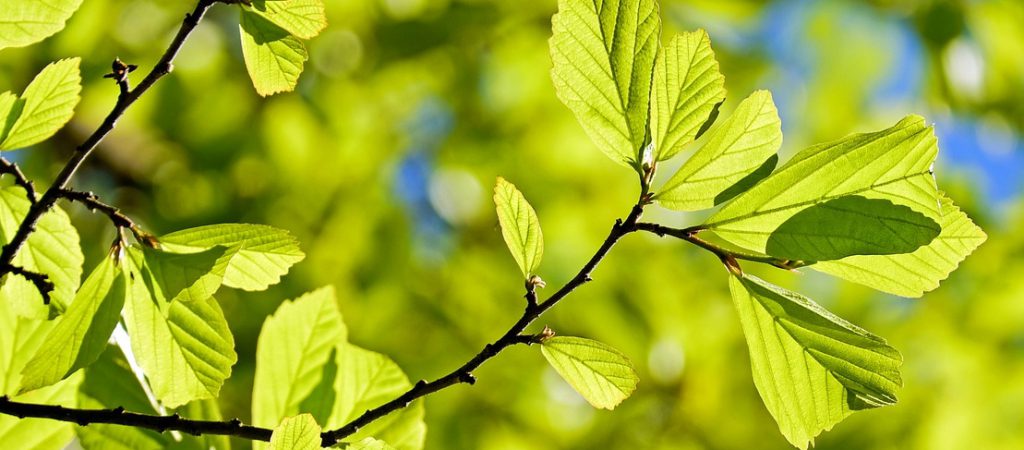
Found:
<box><xmin>494</xmin><ymin>177</ymin><xmax>543</xmax><ymax>279</ymax></box>
<box><xmin>540</xmin><ymin>336</ymin><xmax>638</xmax><ymax>410</ymax></box>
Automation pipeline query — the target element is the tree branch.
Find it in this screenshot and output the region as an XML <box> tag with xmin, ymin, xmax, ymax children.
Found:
<box><xmin>319</xmin><ymin>201</ymin><xmax>647</xmax><ymax>446</ymax></box>
<box><xmin>0</xmin><ymin>158</ymin><xmax>37</xmax><ymax>203</ymax></box>
<box><xmin>633</xmin><ymin>222</ymin><xmax>807</xmax><ymax>271</ymax></box>
<box><xmin>0</xmin><ymin>396</ymin><xmax>272</xmax><ymax>441</ymax></box>
<box><xmin>0</xmin><ymin>0</ymin><xmax>219</xmax><ymax>285</ymax></box>
<box><xmin>57</xmin><ymin>188</ymin><xmax>155</xmax><ymax>246</ymax></box>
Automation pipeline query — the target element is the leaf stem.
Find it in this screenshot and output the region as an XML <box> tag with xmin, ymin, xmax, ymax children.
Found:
<box><xmin>634</xmin><ymin>222</ymin><xmax>806</xmax><ymax>270</ymax></box>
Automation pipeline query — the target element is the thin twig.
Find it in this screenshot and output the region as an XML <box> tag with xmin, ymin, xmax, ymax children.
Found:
<box><xmin>0</xmin><ymin>0</ymin><xmax>218</xmax><ymax>287</ymax></box>
<box><xmin>634</xmin><ymin>222</ymin><xmax>807</xmax><ymax>270</ymax></box>
<box><xmin>57</xmin><ymin>188</ymin><xmax>154</xmax><ymax>245</ymax></box>
<box><xmin>319</xmin><ymin>201</ymin><xmax>647</xmax><ymax>446</ymax></box>
<box><xmin>0</xmin><ymin>158</ymin><xmax>37</xmax><ymax>203</ymax></box>
<box><xmin>0</xmin><ymin>396</ymin><xmax>272</xmax><ymax>441</ymax></box>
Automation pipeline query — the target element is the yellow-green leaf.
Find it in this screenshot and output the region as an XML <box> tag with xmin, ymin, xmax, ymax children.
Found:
<box><xmin>269</xmin><ymin>414</ymin><xmax>321</xmax><ymax>450</ymax></box>
<box><xmin>246</xmin><ymin>0</ymin><xmax>326</xmax><ymax>40</ymax></box>
<box><xmin>493</xmin><ymin>177</ymin><xmax>543</xmax><ymax>279</ymax></box>
<box><xmin>240</xmin><ymin>11</ymin><xmax>308</xmax><ymax>97</ymax></box>
<box><xmin>540</xmin><ymin>336</ymin><xmax>638</xmax><ymax>410</ymax></box>
<box><xmin>0</xmin><ymin>58</ymin><xmax>82</xmax><ymax>151</ymax></box>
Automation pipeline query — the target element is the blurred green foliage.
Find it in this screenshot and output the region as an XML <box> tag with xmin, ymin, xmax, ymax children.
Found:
<box><xmin>0</xmin><ymin>0</ymin><xmax>1020</xmax><ymax>448</ymax></box>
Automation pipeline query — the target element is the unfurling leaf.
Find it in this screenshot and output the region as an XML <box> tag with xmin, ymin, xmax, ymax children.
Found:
<box><xmin>0</xmin><ymin>58</ymin><xmax>82</xmax><ymax>151</ymax></box>
<box><xmin>728</xmin><ymin>274</ymin><xmax>902</xmax><ymax>450</ymax></box>
<box><xmin>540</xmin><ymin>336</ymin><xmax>638</xmax><ymax>410</ymax></box>
<box><xmin>269</xmin><ymin>414</ymin><xmax>321</xmax><ymax>450</ymax></box>
<box><xmin>656</xmin><ymin>90</ymin><xmax>781</xmax><ymax>211</ymax></box>
<box><xmin>494</xmin><ymin>177</ymin><xmax>543</xmax><ymax>279</ymax></box>
<box><xmin>0</xmin><ymin>0</ymin><xmax>83</xmax><ymax>50</ymax></box>
<box><xmin>812</xmin><ymin>193</ymin><xmax>986</xmax><ymax>297</ymax></box>
<box><xmin>704</xmin><ymin>115</ymin><xmax>941</xmax><ymax>260</ymax></box>
<box><xmin>240</xmin><ymin>11</ymin><xmax>309</xmax><ymax>97</ymax></box>
<box><xmin>159</xmin><ymin>223</ymin><xmax>305</xmax><ymax>291</ymax></box>
<box><xmin>20</xmin><ymin>253</ymin><xmax>125</xmax><ymax>393</ymax></box>
<box><xmin>650</xmin><ymin>29</ymin><xmax>727</xmax><ymax>161</ymax></box>
<box><xmin>550</xmin><ymin>0</ymin><xmax>660</xmax><ymax>167</ymax></box>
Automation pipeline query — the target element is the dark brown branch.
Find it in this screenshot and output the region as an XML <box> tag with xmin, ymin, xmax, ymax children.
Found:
<box><xmin>0</xmin><ymin>396</ymin><xmax>272</xmax><ymax>441</ymax></box>
<box><xmin>0</xmin><ymin>158</ymin><xmax>37</xmax><ymax>203</ymax></box>
<box><xmin>0</xmin><ymin>264</ymin><xmax>53</xmax><ymax>303</ymax></box>
<box><xmin>57</xmin><ymin>188</ymin><xmax>154</xmax><ymax>245</ymax></box>
<box><xmin>319</xmin><ymin>201</ymin><xmax>647</xmax><ymax>446</ymax></box>
<box><xmin>0</xmin><ymin>0</ymin><xmax>218</xmax><ymax>282</ymax></box>
<box><xmin>634</xmin><ymin>222</ymin><xmax>807</xmax><ymax>271</ymax></box>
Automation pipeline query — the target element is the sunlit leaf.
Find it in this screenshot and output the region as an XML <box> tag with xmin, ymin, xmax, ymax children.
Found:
<box><xmin>246</xmin><ymin>0</ymin><xmax>326</xmax><ymax>40</ymax></box>
<box><xmin>21</xmin><ymin>252</ymin><xmax>125</xmax><ymax>393</ymax></box>
<box><xmin>650</xmin><ymin>29</ymin><xmax>727</xmax><ymax>161</ymax></box>
<box><xmin>550</xmin><ymin>0</ymin><xmax>660</xmax><ymax>167</ymax></box>
<box><xmin>252</xmin><ymin>287</ymin><xmax>345</xmax><ymax>430</ymax></box>
<box><xmin>656</xmin><ymin>90</ymin><xmax>781</xmax><ymax>210</ymax></box>
<box><xmin>0</xmin><ymin>58</ymin><xmax>82</xmax><ymax>151</ymax></box>
<box><xmin>0</xmin><ymin>186</ymin><xmax>83</xmax><ymax>316</ymax></box>
<box><xmin>122</xmin><ymin>249</ymin><xmax>237</xmax><ymax>408</ymax></box>
<box><xmin>812</xmin><ymin>193</ymin><xmax>986</xmax><ymax>297</ymax></box>
<box><xmin>494</xmin><ymin>177</ymin><xmax>543</xmax><ymax>279</ymax></box>
<box><xmin>540</xmin><ymin>336</ymin><xmax>639</xmax><ymax>410</ymax></box>
<box><xmin>704</xmin><ymin>115</ymin><xmax>941</xmax><ymax>259</ymax></box>
<box><xmin>240</xmin><ymin>10</ymin><xmax>308</xmax><ymax>97</ymax></box>
<box><xmin>270</xmin><ymin>414</ymin><xmax>321</xmax><ymax>450</ymax></box>
<box><xmin>0</xmin><ymin>0</ymin><xmax>83</xmax><ymax>50</ymax></box>
<box><xmin>0</xmin><ymin>297</ymin><xmax>54</xmax><ymax>395</ymax></box>
<box><xmin>159</xmin><ymin>223</ymin><xmax>305</xmax><ymax>291</ymax></box>
<box><xmin>325</xmin><ymin>344</ymin><xmax>425</xmax><ymax>450</ymax></box>
<box><xmin>349</xmin><ymin>438</ymin><xmax>397</xmax><ymax>450</ymax></box>
<box><xmin>728</xmin><ymin>274</ymin><xmax>902</xmax><ymax>450</ymax></box>
<box><xmin>137</xmin><ymin>245</ymin><xmax>235</xmax><ymax>303</ymax></box>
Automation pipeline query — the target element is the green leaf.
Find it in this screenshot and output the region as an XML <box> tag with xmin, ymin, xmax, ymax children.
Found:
<box><xmin>76</xmin><ymin>346</ymin><xmax>169</xmax><ymax>450</ymax></box>
<box><xmin>0</xmin><ymin>186</ymin><xmax>83</xmax><ymax>316</ymax></box>
<box><xmin>539</xmin><ymin>336</ymin><xmax>638</xmax><ymax>410</ymax></box>
<box><xmin>20</xmin><ymin>252</ymin><xmax>126</xmax><ymax>393</ymax></box>
<box><xmin>122</xmin><ymin>248</ymin><xmax>237</xmax><ymax>408</ymax></box>
<box><xmin>649</xmin><ymin>29</ymin><xmax>727</xmax><ymax>161</ymax></box>
<box><xmin>349</xmin><ymin>438</ymin><xmax>397</xmax><ymax>450</ymax></box>
<box><xmin>550</xmin><ymin>0</ymin><xmax>660</xmax><ymax>167</ymax></box>
<box><xmin>0</xmin><ymin>296</ymin><xmax>54</xmax><ymax>395</ymax></box>
<box><xmin>138</xmin><ymin>245</ymin><xmax>235</xmax><ymax>303</ymax></box>
<box><xmin>812</xmin><ymin>194</ymin><xmax>986</xmax><ymax>297</ymax></box>
<box><xmin>0</xmin><ymin>372</ymin><xmax>81</xmax><ymax>450</ymax></box>
<box><xmin>704</xmin><ymin>115</ymin><xmax>941</xmax><ymax>258</ymax></box>
<box><xmin>159</xmin><ymin>223</ymin><xmax>305</xmax><ymax>291</ymax></box>
<box><xmin>764</xmin><ymin>196</ymin><xmax>940</xmax><ymax>261</ymax></box>
<box><xmin>728</xmin><ymin>274</ymin><xmax>902</xmax><ymax>450</ymax></box>
<box><xmin>0</xmin><ymin>58</ymin><xmax>82</xmax><ymax>151</ymax></box>
<box><xmin>325</xmin><ymin>344</ymin><xmax>426</xmax><ymax>450</ymax></box>
<box><xmin>493</xmin><ymin>177</ymin><xmax>543</xmax><ymax>278</ymax></box>
<box><xmin>0</xmin><ymin>0</ymin><xmax>83</xmax><ymax>50</ymax></box>
<box><xmin>240</xmin><ymin>10</ymin><xmax>308</xmax><ymax>97</ymax></box>
<box><xmin>246</xmin><ymin>0</ymin><xmax>326</xmax><ymax>40</ymax></box>
<box><xmin>252</xmin><ymin>287</ymin><xmax>346</xmax><ymax>429</ymax></box>
<box><xmin>269</xmin><ymin>414</ymin><xmax>321</xmax><ymax>450</ymax></box>
<box><xmin>656</xmin><ymin>90</ymin><xmax>782</xmax><ymax>210</ymax></box>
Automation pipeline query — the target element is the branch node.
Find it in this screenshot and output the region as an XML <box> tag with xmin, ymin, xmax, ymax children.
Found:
<box><xmin>458</xmin><ymin>372</ymin><xmax>477</xmax><ymax>385</ymax></box>
<box><xmin>112</xmin><ymin>406</ymin><xmax>125</xmax><ymax>414</ymax></box>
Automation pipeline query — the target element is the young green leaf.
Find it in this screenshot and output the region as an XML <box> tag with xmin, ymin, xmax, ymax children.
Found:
<box><xmin>121</xmin><ymin>249</ymin><xmax>237</xmax><ymax>408</ymax></box>
<box><xmin>493</xmin><ymin>177</ymin><xmax>543</xmax><ymax>279</ymax></box>
<box><xmin>0</xmin><ymin>372</ymin><xmax>81</xmax><ymax>450</ymax></box>
<box><xmin>137</xmin><ymin>245</ymin><xmax>235</xmax><ymax>303</ymax></box>
<box><xmin>159</xmin><ymin>223</ymin><xmax>305</xmax><ymax>291</ymax></box>
<box><xmin>0</xmin><ymin>0</ymin><xmax>83</xmax><ymax>50</ymax></box>
<box><xmin>550</xmin><ymin>0</ymin><xmax>660</xmax><ymax>167</ymax></box>
<box><xmin>269</xmin><ymin>414</ymin><xmax>321</xmax><ymax>450</ymax></box>
<box><xmin>0</xmin><ymin>186</ymin><xmax>83</xmax><ymax>316</ymax></box>
<box><xmin>325</xmin><ymin>344</ymin><xmax>426</xmax><ymax>450</ymax></box>
<box><xmin>704</xmin><ymin>115</ymin><xmax>941</xmax><ymax>259</ymax></box>
<box><xmin>252</xmin><ymin>287</ymin><xmax>346</xmax><ymax>430</ymax></box>
<box><xmin>812</xmin><ymin>193</ymin><xmax>986</xmax><ymax>297</ymax></box>
<box><xmin>20</xmin><ymin>253</ymin><xmax>126</xmax><ymax>393</ymax></box>
<box><xmin>245</xmin><ymin>0</ymin><xmax>326</xmax><ymax>40</ymax></box>
<box><xmin>728</xmin><ymin>274</ymin><xmax>902</xmax><ymax>450</ymax></box>
<box><xmin>540</xmin><ymin>336</ymin><xmax>638</xmax><ymax>410</ymax></box>
<box><xmin>349</xmin><ymin>438</ymin><xmax>397</xmax><ymax>450</ymax></box>
<box><xmin>649</xmin><ymin>29</ymin><xmax>727</xmax><ymax>161</ymax></box>
<box><xmin>240</xmin><ymin>10</ymin><xmax>308</xmax><ymax>97</ymax></box>
<box><xmin>656</xmin><ymin>90</ymin><xmax>781</xmax><ymax>210</ymax></box>
<box><xmin>0</xmin><ymin>58</ymin><xmax>82</xmax><ymax>151</ymax></box>
<box><xmin>0</xmin><ymin>298</ymin><xmax>54</xmax><ymax>395</ymax></box>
